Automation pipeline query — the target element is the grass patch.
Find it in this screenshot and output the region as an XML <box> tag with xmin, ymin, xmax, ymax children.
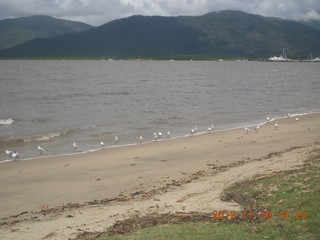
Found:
<box><xmin>79</xmin><ymin>149</ymin><xmax>320</xmax><ymax>240</ymax></box>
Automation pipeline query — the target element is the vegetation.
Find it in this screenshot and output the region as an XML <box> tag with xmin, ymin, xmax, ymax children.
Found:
<box><xmin>77</xmin><ymin>148</ymin><xmax>320</xmax><ymax>240</ymax></box>
<box><xmin>0</xmin><ymin>15</ymin><xmax>93</xmax><ymax>49</ymax></box>
<box><xmin>0</xmin><ymin>11</ymin><xmax>320</xmax><ymax>58</ymax></box>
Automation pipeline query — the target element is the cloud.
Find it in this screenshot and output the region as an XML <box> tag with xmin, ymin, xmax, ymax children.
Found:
<box><xmin>0</xmin><ymin>0</ymin><xmax>319</xmax><ymax>26</ymax></box>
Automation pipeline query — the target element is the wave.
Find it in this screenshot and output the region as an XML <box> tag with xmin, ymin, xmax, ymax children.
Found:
<box><xmin>0</xmin><ymin>130</ymin><xmax>66</xmax><ymax>148</ymax></box>
<box><xmin>0</xmin><ymin>118</ymin><xmax>14</xmax><ymax>126</ymax></box>
<box><xmin>99</xmin><ymin>91</ymin><xmax>131</xmax><ymax>96</ymax></box>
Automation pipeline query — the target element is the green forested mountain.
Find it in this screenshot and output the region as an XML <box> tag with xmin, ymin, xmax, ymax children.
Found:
<box><xmin>0</xmin><ymin>15</ymin><xmax>93</xmax><ymax>49</ymax></box>
<box><xmin>1</xmin><ymin>11</ymin><xmax>320</xmax><ymax>58</ymax></box>
<box><xmin>300</xmin><ymin>20</ymin><xmax>320</xmax><ymax>31</ymax></box>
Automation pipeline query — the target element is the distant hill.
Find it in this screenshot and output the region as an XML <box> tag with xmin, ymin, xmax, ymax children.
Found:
<box><xmin>0</xmin><ymin>15</ymin><xmax>93</xmax><ymax>49</ymax></box>
<box><xmin>1</xmin><ymin>11</ymin><xmax>320</xmax><ymax>58</ymax></box>
<box><xmin>300</xmin><ymin>20</ymin><xmax>320</xmax><ymax>31</ymax></box>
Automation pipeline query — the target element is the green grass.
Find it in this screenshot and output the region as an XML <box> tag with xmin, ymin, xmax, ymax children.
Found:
<box><xmin>93</xmin><ymin>149</ymin><xmax>320</xmax><ymax>240</ymax></box>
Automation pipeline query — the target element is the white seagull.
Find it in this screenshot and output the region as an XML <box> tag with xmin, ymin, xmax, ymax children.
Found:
<box><xmin>11</xmin><ymin>151</ymin><xmax>20</xmax><ymax>161</ymax></box>
<box><xmin>274</xmin><ymin>122</ymin><xmax>279</xmax><ymax>130</ymax></box>
<box><xmin>5</xmin><ymin>150</ymin><xmax>13</xmax><ymax>157</ymax></box>
<box><xmin>139</xmin><ymin>136</ymin><xmax>143</xmax><ymax>143</ymax></box>
<box><xmin>295</xmin><ymin>117</ymin><xmax>299</xmax><ymax>121</ymax></box>
<box><xmin>167</xmin><ymin>131</ymin><xmax>170</xmax><ymax>138</ymax></box>
<box><xmin>153</xmin><ymin>132</ymin><xmax>158</xmax><ymax>141</ymax></box>
<box><xmin>244</xmin><ymin>127</ymin><xmax>250</xmax><ymax>134</ymax></box>
<box><xmin>194</xmin><ymin>125</ymin><xmax>198</xmax><ymax>133</ymax></box>
<box><xmin>100</xmin><ymin>141</ymin><xmax>105</xmax><ymax>148</ymax></box>
<box><xmin>208</xmin><ymin>124</ymin><xmax>215</xmax><ymax>131</ymax></box>
<box><xmin>73</xmin><ymin>141</ymin><xmax>78</xmax><ymax>152</ymax></box>
<box><xmin>157</xmin><ymin>132</ymin><xmax>162</xmax><ymax>139</ymax></box>
<box><xmin>114</xmin><ymin>136</ymin><xmax>119</xmax><ymax>145</ymax></box>
<box><xmin>190</xmin><ymin>128</ymin><xmax>195</xmax><ymax>135</ymax></box>
<box><xmin>37</xmin><ymin>146</ymin><xmax>47</xmax><ymax>155</ymax></box>
<box><xmin>254</xmin><ymin>124</ymin><xmax>260</xmax><ymax>132</ymax></box>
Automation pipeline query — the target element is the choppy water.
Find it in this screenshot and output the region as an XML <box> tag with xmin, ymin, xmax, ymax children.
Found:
<box><xmin>0</xmin><ymin>60</ymin><xmax>319</xmax><ymax>161</ymax></box>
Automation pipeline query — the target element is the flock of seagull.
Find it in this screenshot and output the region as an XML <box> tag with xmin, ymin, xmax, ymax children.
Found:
<box><xmin>4</xmin><ymin>115</ymin><xmax>300</xmax><ymax>162</ymax></box>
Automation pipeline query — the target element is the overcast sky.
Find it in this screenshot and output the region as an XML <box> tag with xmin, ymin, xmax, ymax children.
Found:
<box><xmin>0</xmin><ymin>0</ymin><xmax>319</xmax><ymax>26</ymax></box>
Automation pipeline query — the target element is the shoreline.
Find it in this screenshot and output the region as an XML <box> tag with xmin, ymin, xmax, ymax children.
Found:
<box><xmin>0</xmin><ymin>113</ymin><xmax>319</xmax><ymax>220</ymax></box>
<box><xmin>1</xmin><ymin>111</ymin><xmax>318</xmax><ymax>163</ymax></box>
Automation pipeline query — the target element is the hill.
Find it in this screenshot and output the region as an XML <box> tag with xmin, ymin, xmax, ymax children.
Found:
<box><xmin>0</xmin><ymin>15</ymin><xmax>93</xmax><ymax>49</ymax></box>
<box><xmin>1</xmin><ymin>11</ymin><xmax>320</xmax><ymax>58</ymax></box>
<box><xmin>300</xmin><ymin>19</ymin><xmax>320</xmax><ymax>31</ymax></box>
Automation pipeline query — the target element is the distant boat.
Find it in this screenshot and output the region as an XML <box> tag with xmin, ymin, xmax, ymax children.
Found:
<box><xmin>311</xmin><ymin>57</ymin><xmax>320</xmax><ymax>62</ymax></box>
<box><xmin>268</xmin><ymin>48</ymin><xmax>291</xmax><ymax>62</ymax></box>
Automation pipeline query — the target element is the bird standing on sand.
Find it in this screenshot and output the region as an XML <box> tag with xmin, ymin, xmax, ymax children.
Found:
<box><xmin>254</xmin><ymin>124</ymin><xmax>260</xmax><ymax>132</ymax></box>
<box><xmin>157</xmin><ymin>132</ymin><xmax>162</xmax><ymax>139</ymax></box>
<box><xmin>5</xmin><ymin>150</ymin><xmax>13</xmax><ymax>157</ymax></box>
<box><xmin>139</xmin><ymin>136</ymin><xmax>143</xmax><ymax>143</ymax></box>
<box><xmin>244</xmin><ymin>127</ymin><xmax>250</xmax><ymax>134</ymax></box>
<box><xmin>295</xmin><ymin>117</ymin><xmax>299</xmax><ymax>121</ymax></box>
<box><xmin>37</xmin><ymin>146</ymin><xmax>47</xmax><ymax>155</ymax></box>
<box><xmin>114</xmin><ymin>136</ymin><xmax>119</xmax><ymax>145</ymax></box>
<box><xmin>100</xmin><ymin>141</ymin><xmax>105</xmax><ymax>148</ymax></box>
<box><xmin>275</xmin><ymin>122</ymin><xmax>279</xmax><ymax>130</ymax></box>
<box><xmin>11</xmin><ymin>151</ymin><xmax>20</xmax><ymax>161</ymax></box>
<box><xmin>208</xmin><ymin>124</ymin><xmax>214</xmax><ymax>131</ymax></box>
<box><xmin>194</xmin><ymin>125</ymin><xmax>198</xmax><ymax>133</ymax></box>
<box><xmin>167</xmin><ymin>131</ymin><xmax>170</xmax><ymax>138</ymax></box>
<box><xmin>73</xmin><ymin>141</ymin><xmax>77</xmax><ymax>152</ymax></box>
<box><xmin>190</xmin><ymin>128</ymin><xmax>195</xmax><ymax>135</ymax></box>
<box><xmin>153</xmin><ymin>132</ymin><xmax>158</xmax><ymax>141</ymax></box>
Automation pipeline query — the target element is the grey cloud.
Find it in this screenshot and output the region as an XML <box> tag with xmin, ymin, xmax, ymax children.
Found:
<box><xmin>0</xmin><ymin>0</ymin><xmax>319</xmax><ymax>26</ymax></box>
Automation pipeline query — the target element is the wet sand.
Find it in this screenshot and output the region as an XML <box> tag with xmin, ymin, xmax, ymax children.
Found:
<box><xmin>0</xmin><ymin>113</ymin><xmax>319</xmax><ymax>220</ymax></box>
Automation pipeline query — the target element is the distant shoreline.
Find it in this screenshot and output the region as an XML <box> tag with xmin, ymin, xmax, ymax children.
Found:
<box><xmin>0</xmin><ymin>56</ymin><xmax>318</xmax><ymax>61</ymax></box>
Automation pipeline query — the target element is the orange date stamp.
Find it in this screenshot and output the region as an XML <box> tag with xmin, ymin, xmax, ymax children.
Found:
<box><xmin>211</xmin><ymin>210</ymin><xmax>308</xmax><ymax>220</ymax></box>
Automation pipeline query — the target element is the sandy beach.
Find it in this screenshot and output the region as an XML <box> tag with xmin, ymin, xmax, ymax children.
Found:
<box><xmin>0</xmin><ymin>113</ymin><xmax>319</xmax><ymax>239</ymax></box>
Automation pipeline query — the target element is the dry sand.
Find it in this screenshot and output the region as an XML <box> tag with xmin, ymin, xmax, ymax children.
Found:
<box><xmin>0</xmin><ymin>113</ymin><xmax>319</xmax><ymax>239</ymax></box>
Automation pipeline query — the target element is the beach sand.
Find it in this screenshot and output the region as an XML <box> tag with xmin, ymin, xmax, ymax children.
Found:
<box><xmin>0</xmin><ymin>113</ymin><xmax>319</xmax><ymax>239</ymax></box>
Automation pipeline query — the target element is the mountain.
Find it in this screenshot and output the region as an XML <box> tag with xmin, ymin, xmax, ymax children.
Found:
<box><xmin>300</xmin><ymin>20</ymin><xmax>320</xmax><ymax>31</ymax></box>
<box><xmin>1</xmin><ymin>11</ymin><xmax>320</xmax><ymax>58</ymax></box>
<box><xmin>0</xmin><ymin>15</ymin><xmax>93</xmax><ymax>49</ymax></box>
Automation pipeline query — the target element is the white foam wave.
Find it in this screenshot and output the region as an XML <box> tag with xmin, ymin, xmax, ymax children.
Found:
<box><xmin>0</xmin><ymin>118</ymin><xmax>14</xmax><ymax>126</ymax></box>
<box><xmin>32</xmin><ymin>131</ymin><xmax>65</xmax><ymax>142</ymax></box>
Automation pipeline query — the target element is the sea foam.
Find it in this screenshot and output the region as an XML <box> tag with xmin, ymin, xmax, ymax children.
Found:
<box><xmin>0</xmin><ymin>118</ymin><xmax>14</xmax><ymax>126</ymax></box>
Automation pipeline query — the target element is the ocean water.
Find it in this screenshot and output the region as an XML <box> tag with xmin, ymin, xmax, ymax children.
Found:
<box><xmin>0</xmin><ymin>60</ymin><xmax>319</xmax><ymax>161</ymax></box>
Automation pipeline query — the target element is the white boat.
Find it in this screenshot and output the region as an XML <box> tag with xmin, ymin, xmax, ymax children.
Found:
<box><xmin>311</xmin><ymin>57</ymin><xmax>320</xmax><ymax>62</ymax></box>
<box><xmin>268</xmin><ymin>48</ymin><xmax>291</xmax><ymax>62</ymax></box>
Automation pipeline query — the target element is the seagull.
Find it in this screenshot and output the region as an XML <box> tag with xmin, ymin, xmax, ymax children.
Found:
<box><xmin>167</xmin><ymin>131</ymin><xmax>170</xmax><ymax>138</ymax></box>
<box><xmin>275</xmin><ymin>122</ymin><xmax>279</xmax><ymax>130</ymax></box>
<box><xmin>254</xmin><ymin>124</ymin><xmax>260</xmax><ymax>132</ymax></box>
<box><xmin>267</xmin><ymin>117</ymin><xmax>271</xmax><ymax>122</ymax></box>
<box><xmin>157</xmin><ymin>132</ymin><xmax>162</xmax><ymax>139</ymax></box>
<box><xmin>37</xmin><ymin>146</ymin><xmax>47</xmax><ymax>155</ymax></box>
<box><xmin>244</xmin><ymin>127</ymin><xmax>250</xmax><ymax>134</ymax></box>
<box><xmin>139</xmin><ymin>136</ymin><xmax>143</xmax><ymax>143</ymax></box>
<box><xmin>100</xmin><ymin>141</ymin><xmax>105</xmax><ymax>148</ymax></box>
<box><xmin>153</xmin><ymin>132</ymin><xmax>158</xmax><ymax>141</ymax></box>
<box><xmin>114</xmin><ymin>136</ymin><xmax>119</xmax><ymax>145</ymax></box>
<box><xmin>73</xmin><ymin>141</ymin><xmax>78</xmax><ymax>152</ymax></box>
<box><xmin>295</xmin><ymin>117</ymin><xmax>299</xmax><ymax>121</ymax></box>
<box><xmin>190</xmin><ymin>128</ymin><xmax>195</xmax><ymax>135</ymax></box>
<box><xmin>11</xmin><ymin>151</ymin><xmax>20</xmax><ymax>161</ymax></box>
<box><xmin>194</xmin><ymin>125</ymin><xmax>198</xmax><ymax>133</ymax></box>
<box><xmin>208</xmin><ymin>124</ymin><xmax>215</xmax><ymax>131</ymax></box>
<box><xmin>5</xmin><ymin>150</ymin><xmax>13</xmax><ymax>157</ymax></box>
